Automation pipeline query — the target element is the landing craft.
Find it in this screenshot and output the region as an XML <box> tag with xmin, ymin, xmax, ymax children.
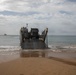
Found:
<box><xmin>20</xmin><ymin>24</ymin><xmax>48</xmax><ymax>49</ymax></box>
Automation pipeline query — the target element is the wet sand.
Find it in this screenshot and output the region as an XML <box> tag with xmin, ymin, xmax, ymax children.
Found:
<box><xmin>0</xmin><ymin>50</ymin><xmax>20</xmax><ymax>63</ymax></box>
<box><xmin>0</xmin><ymin>50</ymin><xmax>76</xmax><ymax>75</ymax></box>
<box><xmin>0</xmin><ymin>57</ymin><xmax>76</xmax><ymax>75</ymax></box>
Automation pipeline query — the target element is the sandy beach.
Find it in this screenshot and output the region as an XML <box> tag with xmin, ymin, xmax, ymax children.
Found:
<box><xmin>0</xmin><ymin>50</ymin><xmax>76</xmax><ymax>75</ymax></box>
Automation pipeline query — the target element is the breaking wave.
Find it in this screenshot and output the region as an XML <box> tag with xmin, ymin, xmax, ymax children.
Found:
<box><xmin>48</xmin><ymin>45</ymin><xmax>76</xmax><ymax>52</ymax></box>
<box><xmin>0</xmin><ymin>46</ymin><xmax>21</xmax><ymax>51</ymax></box>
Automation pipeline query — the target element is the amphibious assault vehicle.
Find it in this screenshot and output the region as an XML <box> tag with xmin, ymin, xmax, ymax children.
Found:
<box><xmin>20</xmin><ymin>26</ymin><xmax>48</xmax><ymax>49</ymax></box>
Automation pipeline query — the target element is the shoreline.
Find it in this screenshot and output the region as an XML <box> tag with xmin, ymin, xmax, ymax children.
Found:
<box><xmin>0</xmin><ymin>49</ymin><xmax>76</xmax><ymax>75</ymax></box>
<box><xmin>0</xmin><ymin>49</ymin><xmax>76</xmax><ymax>63</ymax></box>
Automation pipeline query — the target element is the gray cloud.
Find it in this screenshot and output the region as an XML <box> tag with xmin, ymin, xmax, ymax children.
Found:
<box><xmin>0</xmin><ymin>10</ymin><xmax>40</xmax><ymax>16</ymax></box>
<box><xmin>0</xmin><ymin>0</ymin><xmax>76</xmax><ymax>35</ymax></box>
<box><xmin>66</xmin><ymin>0</ymin><xmax>76</xmax><ymax>2</ymax></box>
<box><xmin>59</xmin><ymin>10</ymin><xmax>73</xmax><ymax>15</ymax></box>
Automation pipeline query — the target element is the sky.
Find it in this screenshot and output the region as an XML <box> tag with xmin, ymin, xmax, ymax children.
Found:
<box><xmin>0</xmin><ymin>0</ymin><xmax>76</xmax><ymax>35</ymax></box>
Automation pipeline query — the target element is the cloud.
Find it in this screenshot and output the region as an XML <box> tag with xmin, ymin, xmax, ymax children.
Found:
<box><xmin>59</xmin><ymin>10</ymin><xmax>73</xmax><ymax>15</ymax></box>
<box><xmin>0</xmin><ymin>10</ymin><xmax>40</xmax><ymax>16</ymax></box>
<box><xmin>66</xmin><ymin>0</ymin><xmax>76</xmax><ymax>2</ymax></box>
<box><xmin>0</xmin><ymin>0</ymin><xmax>76</xmax><ymax>35</ymax></box>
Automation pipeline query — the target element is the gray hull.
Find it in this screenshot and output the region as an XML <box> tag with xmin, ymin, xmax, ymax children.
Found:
<box><xmin>21</xmin><ymin>40</ymin><xmax>47</xmax><ymax>49</ymax></box>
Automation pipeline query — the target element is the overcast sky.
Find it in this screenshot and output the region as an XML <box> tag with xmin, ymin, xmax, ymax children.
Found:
<box><xmin>0</xmin><ymin>0</ymin><xmax>76</xmax><ymax>35</ymax></box>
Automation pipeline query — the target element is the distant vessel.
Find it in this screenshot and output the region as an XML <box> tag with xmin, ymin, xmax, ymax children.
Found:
<box><xmin>4</xmin><ymin>34</ymin><xmax>7</xmax><ymax>36</ymax></box>
<box><xmin>20</xmin><ymin>24</ymin><xmax>48</xmax><ymax>49</ymax></box>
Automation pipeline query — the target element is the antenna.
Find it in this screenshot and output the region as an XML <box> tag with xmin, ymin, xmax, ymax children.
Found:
<box><xmin>26</xmin><ymin>23</ymin><xmax>28</xmax><ymax>28</ymax></box>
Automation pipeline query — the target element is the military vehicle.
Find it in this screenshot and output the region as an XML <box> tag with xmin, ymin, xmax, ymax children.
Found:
<box><xmin>20</xmin><ymin>25</ymin><xmax>48</xmax><ymax>49</ymax></box>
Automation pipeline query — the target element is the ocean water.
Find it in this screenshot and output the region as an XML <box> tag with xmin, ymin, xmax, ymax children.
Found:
<box><xmin>0</xmin><ymin>35</ymin><xmax>20</xmax><ymax>51</ymax></box>
<box><xmin>0</xmin><ymin>35</ymin><xmax>76</xmax><ymax>52</ymax></box>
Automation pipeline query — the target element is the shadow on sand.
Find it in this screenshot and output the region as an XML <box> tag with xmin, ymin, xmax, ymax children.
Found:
<box><xmin>48</xmin><ymin>57</ymin><xmax>76</xmax><ymax>66</ymax></box>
